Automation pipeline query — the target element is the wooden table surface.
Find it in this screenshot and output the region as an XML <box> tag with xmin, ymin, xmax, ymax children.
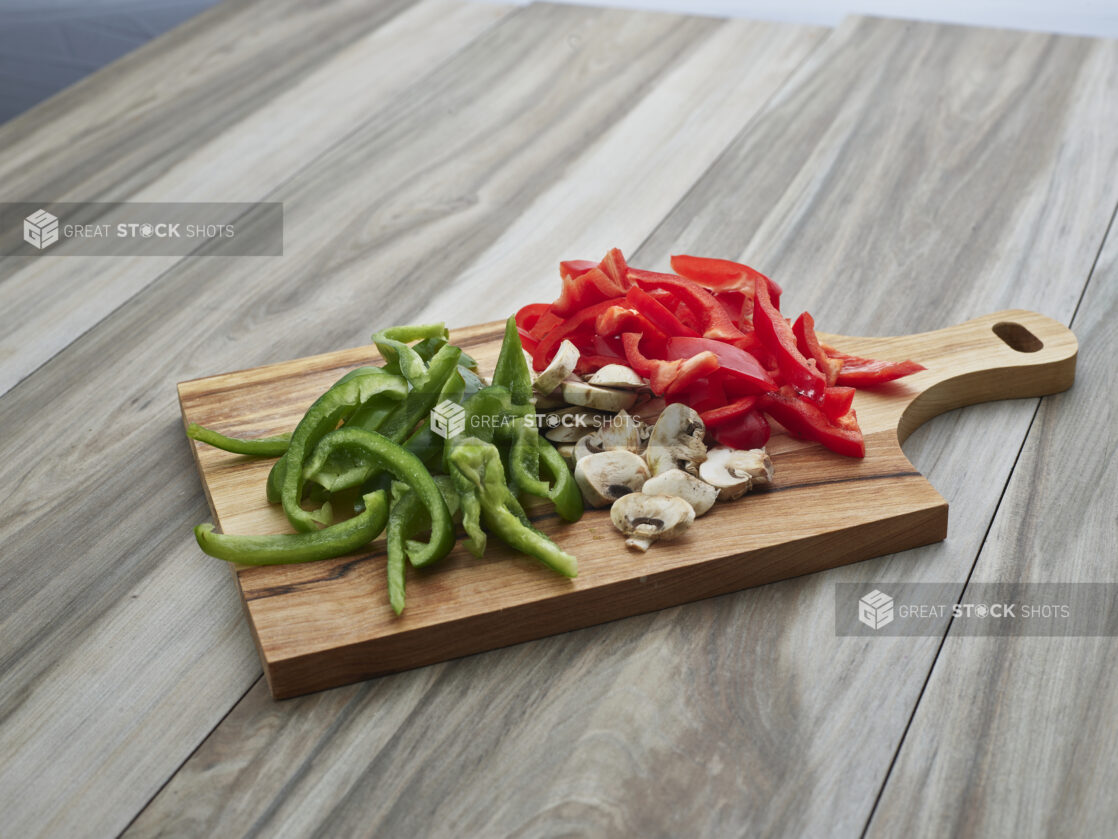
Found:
<box><xmin>1</xmin><ymin>1</ymin><xmax>1115</xmax><ymax>836</ymax></box>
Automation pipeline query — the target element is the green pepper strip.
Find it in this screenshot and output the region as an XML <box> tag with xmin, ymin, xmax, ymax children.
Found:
<box><xmin>373</xmin><ymin>323</ymin><xmax>449</xmax><ymax>387</ymax></box>
<box><xmin>536</xmin><ymin>437</ymin><xmax>583</xmax><ymax>522</ymax></box>
<box><xmin>447</xmin><ymin>437</ymin><xmax>577</xmax><ymax>577</ymax></box>
<box><xmin>280</xmin><ymin>369</ymin><xmax>408</xmax><ymax>532</ymax></box>
<box><xmin>386</xmin><ymin>483</ymin><xmax>422</xmax><ymax>615</ymax></box>
<box><xmin>303</xmin><ymin>427</ymin><xmax>454</xmax><ymax>567</ymax></box>
<box><xmin>194</xmin><ymin>490</ymin><xmax>388</xmax><ymax>566</ymax></box>
<box><xmin>186</xmin><ymin>424</ymin><xmax>291</xmax><ymax>457</ymax></box>
<box><xmin>492</xmin><ymin>315</ymin><xmax>534</xmax><ymax>407</ymax></box>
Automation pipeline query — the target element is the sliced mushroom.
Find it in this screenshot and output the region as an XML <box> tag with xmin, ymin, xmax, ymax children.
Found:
<box><xmin>587</xmin><ymin>364</ymin><xmax>646</xmax><ymax>390</ymax></box>
<box><xmin>699</xmin><ymin>446</ymin><xmax>774</xmax><ymax>500</ymax></box>
<box><xmin>645</xmin><ymin>403</ymin><xmax>707</xmax><ymax>476</ymax></box>
<box><xmin>562</xmin><ymin>380</ymin><xmax>638</xmax><ymax>412</ymax></box>
<box><xmin>610</xmin><ymin>493</ymin><xmax>695</xmax><ymax>551</ymax></box>
<box><xmin>543</xmin><ymin>407</ymin><xmax>608</xmax><ymax>443</ymax></box>
<box><xmin>572</xmin><ymin>410</ymin><xmax>646</xmax><ymax>462</ymax></box>
<box><xmin>642</xmin><ymin>469</ymin><xmax>719</xmax><ymax>516</ymax></box>
<box><xmin>574</xmin><ymin>450</ymin><xmax>649</xmax><ymax>508</ymax></box>
<box><xmin>533</xmin><ymin>340</ymin><xmax>580</xmax><ymax>395</ymax></box>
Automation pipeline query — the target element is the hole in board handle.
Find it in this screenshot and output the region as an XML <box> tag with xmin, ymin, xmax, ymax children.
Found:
<box><xmin>992</xmin><ymin>321</ymin><xmax>1043</xmax><ymax>353</ymax></box>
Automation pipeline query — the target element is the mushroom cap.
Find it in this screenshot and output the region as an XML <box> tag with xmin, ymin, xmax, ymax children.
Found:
<box><xmin>699</xmin><ymin>446</ymin><xmax>773</xmax><ymax>500</ymax></box>
<box><xmin>642</xmin><ymin>469</ymin><xmax>719</xmax><ymax>516</ymax></box>
<box><xmin>562</xmin><ymin>380</ymin><xmax>639</xmax><ymax>412</ymax></box>
<box><xmin>646</xmin><ymin>403</ymin><xmax>707</xmax><ymax>476</ymax></box>
<box><xmin>587</xmin><ymin>364</ymin><xmax>646</xmax><ymax>390</ymax></box>
<box><xmin>533</xmin><ymin>340</ymin><xmax>580</xmax><ymax>396</ymax></box>
<box><xmin>610</xmin><ymin>492</ymin><xmax>695</xmax><ymax>551</ymax></box>
<box><xmin>574</xmin><ymin>450</ymin><xmax>650</xmax><ymax>508</ymax></box>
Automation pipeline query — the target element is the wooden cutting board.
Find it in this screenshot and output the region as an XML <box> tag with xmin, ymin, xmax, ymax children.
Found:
<box><xmin>178</xmin><ymin>310</ymin><xmax>1075</xmax><ymax>698</ymax></box>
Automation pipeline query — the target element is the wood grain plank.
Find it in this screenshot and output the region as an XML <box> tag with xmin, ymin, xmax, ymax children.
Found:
<box><xmin>126</xmin><ymin>15</ymin><xmax>1118</xmax><ymax>839</ymax></box>
<box><xmin>0</xmin><ymin>0</ymin><xmax>512</xmax><ymax>396</ymax></box>
<box><xmin>864</xmin><ymin>218</ymin><xmax>1118</xmax><ymax>839</ymax></box>
<box><xmin>0</xmin><ymin>6</ymin><xmax>824</xmax><ymax>838</ymax></box>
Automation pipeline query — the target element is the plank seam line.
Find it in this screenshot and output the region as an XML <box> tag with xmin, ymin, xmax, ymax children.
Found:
<box><xmin>0</xmin><ymin>0</ymin><xmax>522</xmax><ymax>404</ymax></box>
<box><xmin>114</xmin><ymin>674</ymin><xmax>263</xmax><ymax>839</ymax></box>
<box><xmin>858</xmin><ymin>195</ymin><xmax>1118</xmax><ymax>839</ymax></box>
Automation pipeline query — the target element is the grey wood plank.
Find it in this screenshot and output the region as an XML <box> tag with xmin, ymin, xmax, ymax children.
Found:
<box><xmin>865</xmin><ymin>224</ymin><xmax>1118</xmax><ymax>838</ymax></box>
<box><xmin>0</xmin><ymin>6</ymin><xmax>826</xmax><ymax>838</ymax></box>
<box><xmin>0</xmin><ymin>0</ymin><xmax>513</xmax><ymax>397</ymax></box>
<box><xmin>124</xmin><ymin>15</ymin><xmax>1118</xmax><ymax>839</ymax></box>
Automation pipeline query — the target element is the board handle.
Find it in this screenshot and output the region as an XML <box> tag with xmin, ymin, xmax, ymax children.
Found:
<box><xmin>880</xmin><ymin>310</ymin><xmax>1078</xmax><ymax>442</ymax></box>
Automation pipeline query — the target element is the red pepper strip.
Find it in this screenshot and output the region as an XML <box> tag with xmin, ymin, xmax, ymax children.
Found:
<box><xmin>527</xmin><ymin>310</ymin><xmax>563</xmax><ymax>342</ymax></box>
<box><xmin>752</xmin><ymin>278</ymin><xmax>826</xmax><ymax>404</ymax></box>
<box><xmin>596</xmin><ymin>305</ymin><xmax>669</xmax><ymax>345</ymax></box>
<box><xmin>792</xmin><ymin>312</ymin><xmax>842</xmax><ymax>387</ymax></box>
<box><xmin>673</xmin><ymin>375</ymin><xmax>727</xmax><ymax>413</ymax></box>
<box><xmin>533</xmin><ymin>299</ymin><xmax>616</xmax><ymax>369</ymax></box>
<box><xmin>576</xmin><ymin>354</ymin><xmax>628</xmax><ymax>375</ymax></box>
<box><xmin>632</xmin><ymin>271</ymin><xmax>746</xmax><ymax>341</ymax></box>
<box><xmin>664</xmin><ymin>336</ymin><xmax>775</xmax><ymax>393</ymax></box>
<box><xmin>832</xmin><ymin>356</ymin><xmax>926</xmax><ymax>387</ymax></box>
<box><xmin>598</xmin><ymin>248</ymin><xmax>631</xmax><ymax>290</ymax></box>
<box><xmin>700</xmin><ymin>395</ymin><xmax>758</xmax><ymax>428</ymax></box>
<box><xmin>821</xmin><ymin>386</ymin><xmax>855</xmax><ymax>421</ymax></box>
<box><xmin>624</xmin><ymin>286</ymin><xmax>700</xmax><ymax>338</ymax></box>
<box><xmin>517</xmin><ymin>326</ymin><xmax>539</xmax><ymax>355</ymax></box>
<box><xmin>560</xmin><ymin>259</ymin><xmax>597</xmax><ymax>279</ymax></box>
<box><xmin>515</xmin><ymin>302</ymin><xmax>549</xmax><ymax>333</ymax></box>
<box><xmin>551</xmin><ymin>267</ymin><xmax>626</xmax><ymax>317</ymax></box>
<box><xmin>712</xmin><ymin>409</ymin><xmax>771</xmax><ymax>450</ymax></box>
<box><xmin>621</xmin><ymin>333</ymin><xmax>719</xmax><ymax>397</ymax></box>
<box><xmin>713</xmin><ymin>289</ymin><xmax>750</xmax><ymax>328</ymax></box>
<box><xmin>670</xmin><ymin>254</ymin><xmax>783</xmax><ymax>304</ymax></box>
<box><xmin>759</xmin><ymin>386</ymin><xmax>865</xmax><ymax>458</ymax></box>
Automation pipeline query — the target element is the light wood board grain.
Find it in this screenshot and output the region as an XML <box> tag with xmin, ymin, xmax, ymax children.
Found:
<box><xmin>126</xmin><ymin>14</ymin><xmax>1118</xmax><ymax>839</ymax></box>
<box><xmin>865</xmin><ymin>215</ymin><xmax>1118</xmax><ymax>839</ymax></box>
<box><xmin>0</xmin><ymin>4</ymin><xmax>826</xmax><ymax>838</ymax></box>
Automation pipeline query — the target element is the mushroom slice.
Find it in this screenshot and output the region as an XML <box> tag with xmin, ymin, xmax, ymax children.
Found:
<box><xmin>587</xmin><ymin>364</ymin><xmax>645</xmax><ymax>390</ymax></box>
<box><xmin>574</xmin><ymin>450</ymin><xmax>649</xmax><ymax>508</ymax></box>
<box><xmin>642</xmin><ymin>469</ymin><xmax>719</xmax><ymax>517</ymax></box>
<box><xmin>533</xmin><ymin>340</ymin><xmax>580</xmax><ymax>396</ymax></box>
<box><xmin>645</xmin><ymin>403</ymin><xmax>707</xmax><ymax>476</ymax></box>
<box><xmin>543</xmin><ymin>407</ymin><xmax>608</xmax><ymax>443</ymax></box>
<box><xmin>562</xmin><ymin>380</ymin><xmax>638</xmax><ymax>413</ymax></box>
<box><xmin>572</xmin><ymin>410</ymin><xmax>646</xmax><ymax>462</ymax></box>
<box><xmin>610</xmin><ymin>493</ymin><xmax>695</xmax><ymax>551</ymax></box>
<box><xmin>699</xmin><ymin>446</ymin><xmax>774</xmax><ymax>500</ymax></box>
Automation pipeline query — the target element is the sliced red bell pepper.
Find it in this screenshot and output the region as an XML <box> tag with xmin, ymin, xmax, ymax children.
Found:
<box><xmin>632</xmin><ymin>271</ymin><xmax>746</xmax><ymax>342</ymax></box>
<box><xmin>792</xmin><ymin>311</ymin><xmax>842</xmax><ymax>387</ymax></box>
<box><xmin>533</xmin><ymin>298</ymin><xmax>616</xmax><ymax>370</ymax></box>
<box><xmin>624</xmin><ymin>286</ymin><xmax>700</xmax><ymax>338</ymax></box>
<box><xmin>515</xmin><ymin>302</ymin><xmax>550</xmax><ymax>333</ymax></box>
<box><xmin>670</xmin><ymin>254</ymin><xmax>783</xmax><ymax>307</ymax></box>
<box><xmin>559</xmin><ymin>259</ymin><xmax>597</xmax><ymax>280</ymax></box>
<box><xmin>759</xmin><ymin>386</ymin><xmax>864</xmax><ymax>458</ymax></box>
<box><xmin>596</xmin><ymin>305</ymin><xmax>668</xmax><ymax>343</ymax></box>
<box><xmin>830</xmin><ymin>353</ymin><xmax>926</xmax><ymax>387</ymax></box>
<box><xmin>752</xmin><ymin>279</ymin><xmax>826</xmax><ymax>404</ymax></box>
<box><xmin>664</xmin><ymin>336</ymin><xmax>775</xmax><ymax>393</ymax></box>
<box><xmin>712</xmin><ymin>409</ymin><xmax>771</xmax><ymax>450</ymax></box>
<box><xmin>700</xmin><ymin>395</ymin><xmax>758</xmax><ymax>428</ymax></box>
<box><xmin>597</xmin><ymin>248</ymin><xmax>631</xmax><ymax>290</ymax></box>
<box><xmin>621</xmin><ymin>333</ymin><xmax>719</xmax><ymax>397</ymax></box>
<box><xmin>551</xmin><ymin>267</ymin><xmax>625</xmax><ymax>317</ymax></box>
<box><xmin>821</xmin><ymin>386</ymin><xmax>855</xmax><ymax>421</ymax></box>
<box><xmin>517</xmin><ymin>326</ymin><xmax>539</xmax><ymax>355</ymax></box>
<box><xmin>673</xmin><ymin>375</ymin><xmax>727</xmax><ymax>413</ymax></box>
